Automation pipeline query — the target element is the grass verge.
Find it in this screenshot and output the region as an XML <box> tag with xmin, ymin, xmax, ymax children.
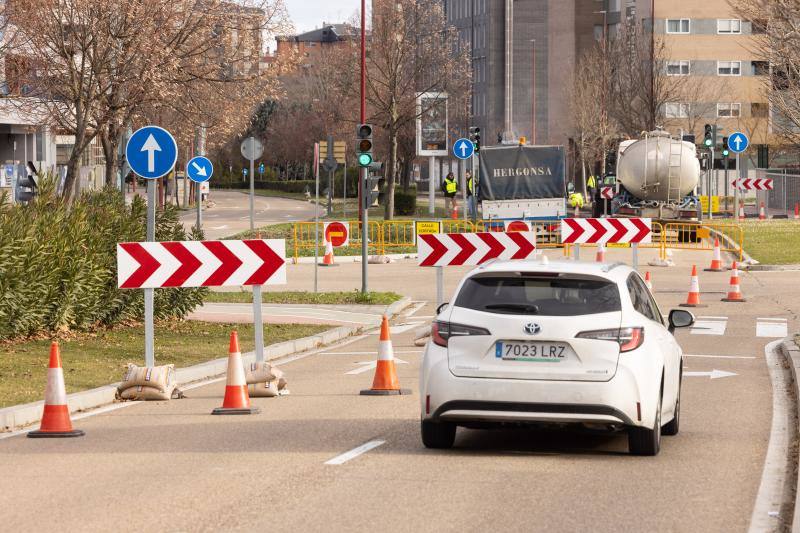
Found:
<box><xmin>204</xmin><ymin>290</ymin><xmax>402</xmax><ymax>305</ymax></box>
<box><xmin>0</xmin><ymin>321</ymin><xmax>330</xmax><ymax>408</ymax></box>
<box><xmin>720</xmin><ymin>220</ymin><xmax>800</xmax><ymax>265</ymax></box>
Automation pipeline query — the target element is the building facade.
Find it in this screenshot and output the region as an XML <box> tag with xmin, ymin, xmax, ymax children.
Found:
<box><xmin>275</xmin><ymin>24</ymin><xmax>356</xmax><ymax>65</ymax></box>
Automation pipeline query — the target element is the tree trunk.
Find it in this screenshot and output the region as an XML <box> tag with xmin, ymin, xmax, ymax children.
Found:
<box><xmin>99</xmin><ymin>127</ymin><xmax>119</xmax><ymax>188</ymax></box>
<box><xmin>384</xmin><ymin>126</ymin><xmax>399</xmax><ymax>220</ymax></box>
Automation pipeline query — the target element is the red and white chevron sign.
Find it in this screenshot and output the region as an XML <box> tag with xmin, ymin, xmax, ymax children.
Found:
<box><xmin>117</xmin><ymin>239</ymin><xmax>286</xmax><ymax>289</ymax></box>
<box><xmin>600</xmin><ymin>187</ymin><xmax>614</xmax><ymax>200</ymax></box>
<box><xmin>733</xmin><ymin>178</ymin><xmax>773</xmax><ymax>190</ymax></box>
<box><xmin>418</xmin><ymin>232</ymin><xmax>537</xmax><ymax>267</ymax></box>
<box><xmin>561</xmin><ymin>218</ymin><xmax>651</xmax><ymax>244</ymax></box>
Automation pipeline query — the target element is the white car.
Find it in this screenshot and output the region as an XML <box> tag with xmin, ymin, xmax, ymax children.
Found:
<box><xmin>420</xmin><ymin>258</ymin><xmax>694</xmax><ymax>456</ymax></box>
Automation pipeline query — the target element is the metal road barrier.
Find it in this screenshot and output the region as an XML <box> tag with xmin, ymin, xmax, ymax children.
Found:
<box><xmin>290</xmin><ymin>220</ymin><xmax>744</xmax><ymax>262</ymax></box>
<box><xmin>662</xmin><ymin>222</ymin><xmax>743</xmax><ymax>261</ymax></box>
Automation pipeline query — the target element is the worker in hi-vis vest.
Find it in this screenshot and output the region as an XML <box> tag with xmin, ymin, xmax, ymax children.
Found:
<box><xmin>441</xmin><ymin>171</ymin><xmax>459</xmax><ymax>213</ymax></box>
<box><xmin>465</xmin><ymin>170</ymin><xmax>478</xmax><ymax>221</ymax></box>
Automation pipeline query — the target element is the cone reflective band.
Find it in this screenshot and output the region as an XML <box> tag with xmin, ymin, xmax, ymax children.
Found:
<box><xmin>722</xmin><ymin>262</ymin><xmax>746</xmax><ymax>302</ymax></box>
<box><xmin>321</xmin><ymin>238</ymin><xmax>335</xmax><ymax>266</ymax></box>
<box><xmin>360</xmin><ymin>316</ymin><xmax>411</xmax><ymax>396</ymax></box>
<box><xmin>759</xmin><ymin>202</ymin><xmax>766</xmax><ymax>220</ymax></box>
<box><xmin>680</xmin><ymin>265</ymin><xmax>706</xmax><ymax>308</ymax></box>
<box><xmin>705</xmin><ymin>238</ymin><xmax>724</xmax><ymax>272</ymax></box>
<box><xmin>28</xmin><ymin>342</ymin><xmax>84</xmax><ymax>438</ymax></box>
<box><xmin>212</xmin><ymin>331</ymin><xmax>260</xmax><ymax>415</ymax></box>
<box><xmin>595</xmin><ymin>243</ymin><xmax>606</xmax><ymax>263</ymax></box>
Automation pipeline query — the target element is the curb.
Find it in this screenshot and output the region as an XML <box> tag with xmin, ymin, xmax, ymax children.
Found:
<box><xmin>745</xmin><ymin>264</ymin><xmax>800</xmax><ymax>272</ymax></box>
<box><xmin>291</xmin><ymin>253</ymin><xmax>417</xmax><ymax>264</ymax></box>
<box><xmin>779</xmin><ymin>337</ymin><xmax>800</xmax><ymax>532</ymax></box>
<box><xmin>709</xmin><ymin>227</ymin><xmax>759</xmax><ymax>267</ymax></box>
<box><xmin>0</xmin><ymin>298</ymin><xmax>414</xmax><ymax>433</ymax></box>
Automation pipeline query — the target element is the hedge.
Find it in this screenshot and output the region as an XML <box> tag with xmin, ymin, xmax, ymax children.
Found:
<box><xmin>0</xmin><ymin>178</ymin><xmax>206</xmax><ymax>341</ymax></box>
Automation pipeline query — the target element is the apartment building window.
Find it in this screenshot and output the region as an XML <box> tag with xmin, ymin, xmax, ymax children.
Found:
<box><xmin>666</xmin><ymin>60</ymin><xmax>690</xmax><ymax>76</ymax></box>
<box><xmin>718</xmin><ymin>61</ymin><xmax>741</xmax><ymax>76</ymax></box>
<box><xmin>717</xmin><ymin>19</ymin><xmax>741</xmax><ymax>34</ymax></box>
<box><xmin>594</xmin><ymin>25</ymin><xmax>603</xmax><ymax>41</ymax></box>
<box><xmin>751</xmin><ymin>103</ymin><xmax>769</xmax><ymax>118</ymax></box>
<box><xmin>666</xmin><ymin>19</ymin><xmax>690</xmax><ymax>34</ymax></box>
<box><xmin>665</xmin><ymin>103</ymin><xmax>689</xmax><ymax>118</ymax></box>
<box><xmin>752</xmin><ymin>61</ymin><xmax>769</xmax><ymax>76</ymax></box>
<box><xmin>717</xmin><ymin>103</ymin><xmax>742</xmax><ymax>117</ymax></box>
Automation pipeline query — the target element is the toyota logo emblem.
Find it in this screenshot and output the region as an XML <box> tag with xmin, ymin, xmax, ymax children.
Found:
<box><xmin>524</xmin><ymin>323</ymin><xmax>541</xmax><ymax>335</ymax></box>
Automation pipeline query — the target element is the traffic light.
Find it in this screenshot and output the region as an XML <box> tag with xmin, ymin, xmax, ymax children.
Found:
<box><xmin>365</xmin><ymin>161</ymin><xmax>383</xmax><ymax>207</ymax></box>
<box><xmin>722</xmin><ymin>137</ymin><xmax>730</xmax><ymax>157</ymax></box>
<box><xmin>703</xmin><ymin>124</ymin><xmax>713</xmax><ymax>147</ymax></box>
<box><xmin>15</xmin><ymin>174</ymin><xmax>36</xmax><ymax>203</ymax></box>
<box><xmin>356</xmin><ymin>124</ymin><xmax>373</xmax><ymax>167</ymax></box>
<box><xmin>469</xmin><ymin>127</ymin><xmax>481</xmax><ymax>153</ymax></box>
<box><xmin>605</xmin><ymin>149</ymin><xmax>618</xmax><ymax>176</ymax></box>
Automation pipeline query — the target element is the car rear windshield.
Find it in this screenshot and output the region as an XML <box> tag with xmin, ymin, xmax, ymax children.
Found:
<box><xmin>454</xmin><ymin>275</ymin><xmax>621</xmax><ymax>316</ymax></box>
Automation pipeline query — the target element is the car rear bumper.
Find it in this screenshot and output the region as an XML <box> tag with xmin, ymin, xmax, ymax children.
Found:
<box><xmin>421</xmin><ymin>347</ymin><xmax>658</xmax><ymax>427</ymax></box>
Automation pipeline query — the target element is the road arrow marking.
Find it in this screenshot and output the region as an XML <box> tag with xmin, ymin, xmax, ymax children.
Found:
<box><xmin>346</xmin><ymin>358</ymin><xmax>408</xmax><ymax>375</ymax></box>
<box><xmin>191</xmin><ymin>161</ymin><xmax>208</xmax><ymax>177</ymax></box>
<box><xmin>141</xmin><ymin>134</ymin><xmax>161</xmax><ymax>173</ymax></box>
<box><xmin>683</xmin><ymin>369</ymin><xmax>738</xmax><ymax>379</ymax></box>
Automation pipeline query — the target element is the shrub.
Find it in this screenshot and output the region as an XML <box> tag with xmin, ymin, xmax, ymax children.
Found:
<box><xmin>0</xmin><ymin>177</ymin><xmax>206</xmax><ymax>341</ymax></box>
<box><xmin>394</xmin><ymin>188</ymin><xmax>417</xmax><ymax>216</ymax></box>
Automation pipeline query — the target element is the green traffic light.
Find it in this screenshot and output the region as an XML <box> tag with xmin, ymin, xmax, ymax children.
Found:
<box><xmin>704</xmin><ymin>139</ymin><xmax>712</xmax><ymax>147</ymax></box>
<box><xmin>722</xmin><ymin>150</ymin><xmax>729</xmax><ymax>157</ymax></box>
<box><xmin>358</xmin><ymin>153</ymin><xmax>372</xmax><ymax>167</ymax></box>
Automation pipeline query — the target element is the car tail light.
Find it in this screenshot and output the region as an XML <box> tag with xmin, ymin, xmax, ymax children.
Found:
<box><xmin>431</xmin><ymin>321</ymin><xmax>490</xmax><ymax>347</ymax></box>
<box><xmin>576</xmin><ymin>327</ymin><xmax>645</xmax><ymax>352</ymax></box>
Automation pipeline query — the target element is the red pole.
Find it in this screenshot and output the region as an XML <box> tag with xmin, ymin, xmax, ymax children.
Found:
<box><xmin>359</xmin><ymin>0</ymin><xmax>366</xmax><ymax>221</ymax></box>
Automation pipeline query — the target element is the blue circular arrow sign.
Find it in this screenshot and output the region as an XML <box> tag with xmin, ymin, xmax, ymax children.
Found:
<box><xmin>728</xmin><ymin>131</ymin><xmax>749</xmax><ymax>154</ymax></box>
<box><xmin>186</xmin><ymin>156</ymin><xmax>213</xmax><ymax>183</ymax></box>
<box><xmin>126</xmin><ymin>126</ymin><xmax>178</xmax><ymax>179</ymax></box>
<box><xmin>452</xmin><ymin>137</ymin><xmax>475</xmax><ymax>160</ymax></box>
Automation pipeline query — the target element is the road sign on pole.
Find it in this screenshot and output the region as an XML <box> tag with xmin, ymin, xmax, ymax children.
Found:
<box><xmin>324</xmin><ymin>221</ymin><xmax>350</xmax><ymax>247</ymax></box>
<box><xmin>125</xmin><ymin>126</ymin><xmax>178</xmax><ymax>368</ymax></box>
<box><xmin>728</xmin><ymin>132</ymin><xmax>749</xmax><ymax>154</ymax></box>
<box><xmin>186</xmin><ymin>156</ymin><xmax>213</xmax><ymax>183</ymax></box>
<box><xmin>560</xmin><ymin>218</ymin><xmax>652</xmax><ymax>244</ymax></box>
<box><xmin>418</xmin><ymin>231</ymin><xmax>537</xmax><ymax>267</ymax></box>
<box><xmin>126</xmin><ymin>126</ymin><xmax>178</xmax><ymax>180</ymax></box>
<box><xmin>241</xmin><ymin>136</ymin><xmax>266</xmax><ymax>361</ymax></box>
<box><xmin>452</xmin><ymin>137</ymin><xmax>475</xmax><ymax>160</ymax></box>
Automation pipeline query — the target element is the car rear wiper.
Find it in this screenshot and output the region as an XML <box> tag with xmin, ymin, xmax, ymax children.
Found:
<box><xmin>484</xmin><ymin>303</ymin><xmax>540</xmax><ymax>314</ymax></box>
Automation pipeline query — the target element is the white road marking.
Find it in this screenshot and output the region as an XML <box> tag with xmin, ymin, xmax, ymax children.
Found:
<box><xmin>683</xmin><ymin>354</ymin><xmax>756</xmax><ymax>360</ymax></box>
<box><xmin>321</xmin><ymin>350</ymin><xmax>422</xmax><ymax>355</ymax></box>
<box><xmin>325</xmin><ymin>440</ymin><xmax>386</xmax><ymax>465</ymax></box>
<box><xmin>368</xmin><ymin>324</ymin><xmax>419</xmax><ymax>335</ymax></box>
<box><xmin>691</xmin><ymin>318</ymin><xmax>727</xmax><ymax>336</ymax></box>
<box><xmin>403</xmin><ymin>302</ymin><xmax>428</xmax><ymax>317</ymax></box>
<box><xmin>757</xmin><ymin>319</ymin><xmax>788</xmax><ymax>338</ymax></box>
<box><xmin>683</xmin><ymin>369</ymin><xmax>738</xmax><ymax>379</ymax></box>
<box><xmin>345</xmin><ymin>358</ymin><xmax>409</xmax><ymax>375</ymax></box>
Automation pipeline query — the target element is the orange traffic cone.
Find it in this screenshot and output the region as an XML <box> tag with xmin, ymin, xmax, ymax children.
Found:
<box><xmin>794</xmin><ymin>203</ymin><xmax>799</xmax><ymax>220</ymax></box>
<box><xmin>450</xmin><ymin>203</ymin><xmax>458</xmax><ymax>220</ymax></box>
<box><xmin>644</xmin><ymin>271</ymin><xmax>653</xmax><ymax>292</ymax></box>
<box><xmin>738</xmin><ymin>201</ymin><xmax>745</xmax><ymax>221</ymax></box>
<box><xmin>360</xmin><ymin>316</ymin><xmax>411</xmax><ymax>396</ymax></box>
<box><xmin>759</xmin><ymin>202</ymin><xmax>766</xmax><ymax>220</ymax></box>
<box><xmin>705</xmin><ymin>238</ymin><xmax>724</xmax><ymax>272</ymax></box>
<box><xmin>680</xmin><ymin>265</ymin><xmax>706</xmax><ymax>307</ymax></box>
<box><xmin>320</xmin><ymin>237</ymin><xmax>337</xmax><ymax>266</ymax></box>
<box><xmin>595</xmin><ymin>243</ymin><xmax>606</xmax><ymax>263</ymax></box>
<box><xmin>28</xmin><ymin>342</ymin><xmax>84</xmax><ymax>438</ymax></box>
<box><xmin>212</xmin><ymin>331</ymin><xmax>260</xmax><ymax>415</ymax></box>
<box><xmin>722</xmin><ymin>261</ymin><xmax>746</xmax><ymax>302</ymax></box>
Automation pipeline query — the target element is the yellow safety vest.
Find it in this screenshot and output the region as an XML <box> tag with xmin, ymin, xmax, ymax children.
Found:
<box><xmin>467</xmin><ymin>178</ymin><xmax>474</xmax><ymax>194</ymax></box>
<box><xmin>587</xmin><ymin>175</ymin><xmax>596</xmax><ymax>189</ymax></box>
<box><xmin>445</xmin><ymin>178</ymin><xmax>457</xmax><ymax>194</ymax></box>
<box><xmin>569</xmin><ymin>192</ymin><xmax>584</xmax><ymax>208</ymax></box>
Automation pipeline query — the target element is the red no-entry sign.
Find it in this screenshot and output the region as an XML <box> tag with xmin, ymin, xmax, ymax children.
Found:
<box><xmin>505</xmin><ymin>220</ymin><xmax>532</xmax><ymax>232</ymax></box>
<box><xmin>324</xmin><ymin>221</ymin><xmax>349</xmax><ymax>247</ymax></box>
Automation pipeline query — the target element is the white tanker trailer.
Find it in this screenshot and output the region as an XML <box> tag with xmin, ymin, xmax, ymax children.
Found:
<box><xmin>612</xmin><ymin>130</ymin><xmax>701</xmax><ymax>219</ymax></box>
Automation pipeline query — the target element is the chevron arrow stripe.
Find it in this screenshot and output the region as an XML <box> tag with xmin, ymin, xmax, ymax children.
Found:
<box><xmin>417</xmin><ymin>232</ymin><xmax>537</xmax><ymax>267</ymax></box>
<box><xmin>734</xmin><ymin>178</ymin><xmax>773</xmax><ymax>190</ymax></box>
<box><xmin>560</xmin><ymin>218</ymin><xmax>652</xmax><ymax>244</ymax></box>
<box><xmin>116</xmin><ymin>239</ymin><xmax>286</xmax><ymax>289</ymax></box>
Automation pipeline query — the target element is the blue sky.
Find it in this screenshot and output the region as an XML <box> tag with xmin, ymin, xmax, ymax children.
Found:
<box><xmin>286</xmin><ymin>0</ymin><xmax>362</xmax><ymax>32</ymax></box>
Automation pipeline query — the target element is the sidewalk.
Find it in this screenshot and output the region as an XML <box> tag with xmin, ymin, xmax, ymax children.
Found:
<box><xmin>188</xmin><ymin>299</ymin><xmax>411</xmax><ymax>327</ymax></box>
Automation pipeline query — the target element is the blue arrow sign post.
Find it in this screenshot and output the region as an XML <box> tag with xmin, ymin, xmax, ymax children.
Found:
<box><xmin>125</xmin><ymin>126</ymin><xmax>178</xmax><ymax>368</ymax></box>
<box><xmin>729</xmin><ymin>132</ymin><xmax>749</xmax><ymax>224</ymax></box>
<box><xmin>453</xmin><ymin>137</ymin><xmax>474</xmax><ymax>160</ymax></box>
<box><xmin>259</xmin><ymin>162</ymin><xmax>265</xmax><ymax>178</ymax></box>
<box><xmin>187</xmin><ymin>156</ymin><xmax>213</xmax><ymax>183</ymax></box>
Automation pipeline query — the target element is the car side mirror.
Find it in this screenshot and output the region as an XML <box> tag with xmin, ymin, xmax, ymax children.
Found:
<box><xmin>436</xmin><ymin>303</ymin><xmax>449</xmax><ymax>315</ymax></box>
<box><xmin>668</xmin><ymin>309</ymin><xmax>695</xmax><ymax>334</ymax></box>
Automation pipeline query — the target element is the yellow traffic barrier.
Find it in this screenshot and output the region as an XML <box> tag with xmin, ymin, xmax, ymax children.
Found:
<box><xmin>662</xmin><ymin>222</ymin><xmax>743</xmax><ymax>261</ymax></box>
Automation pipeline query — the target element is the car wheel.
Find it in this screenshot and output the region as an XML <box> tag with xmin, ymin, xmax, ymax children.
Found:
<box><xmin>628</xmin><ymin>395</ymin><xmax>661</xmax><ymax>456</ymax></box>
<box><xmin>662</xmin><ymin>383</ymin><xmax>680</xmax><ymax>436</ymax></box>
<box><xmin>421</xmin><ymin>420</ymin><xmax>456</xmax><ymax>449</ymax></box>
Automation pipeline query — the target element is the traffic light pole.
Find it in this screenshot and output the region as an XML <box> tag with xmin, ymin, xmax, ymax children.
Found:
<box><xmin>708</xmin><ymin>147</ymin><xmax>714</xmax><ymax>220</ymax></box>
<box><xmin>361</xmin><ymin>166</ymin><xmax>368</xmax><ymax>294</ymax></box>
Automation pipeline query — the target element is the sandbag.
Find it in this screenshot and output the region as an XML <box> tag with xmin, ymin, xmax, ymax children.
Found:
<box><xmin>248</xmin><ymin>381</ymin><xmax>280</xmax><ymax>398</ymax></box>
<box><xmin>119</xmin><ymin>364</ymin><xmax>175</xmax><ymax>393</ymax></box>
<box><xmin>244</xmin><ymin>362</ymin><xmax>283</xmax><ymax>385</ymax></box>
<box><xmin>117</xmin><ymin>385</ymin><xmax>173</xmax><ymax>401</ymax></box>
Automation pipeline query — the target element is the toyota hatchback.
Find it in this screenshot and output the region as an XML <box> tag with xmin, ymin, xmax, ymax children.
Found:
<box><xmin>420</xmin><ymin>258</ymin><xmax>694</xmax><ymax>456</ymax></box>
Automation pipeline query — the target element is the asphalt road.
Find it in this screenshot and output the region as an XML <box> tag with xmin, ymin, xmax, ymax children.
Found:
<box><xmin>1</xmin><ymin>249</ymin><xmax>796</xmax><ymax>531</ymax></box>
<box><xmin>180</xmin><ymin>190</ymin><xmax>318</xmax><ymax>239</ymax></box>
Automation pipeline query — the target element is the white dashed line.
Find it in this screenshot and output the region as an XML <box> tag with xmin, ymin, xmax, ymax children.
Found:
<box><xmin>325</xmin><ymin>440</ymin><xmax>386</xmax><ymax>465</ymax></box>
